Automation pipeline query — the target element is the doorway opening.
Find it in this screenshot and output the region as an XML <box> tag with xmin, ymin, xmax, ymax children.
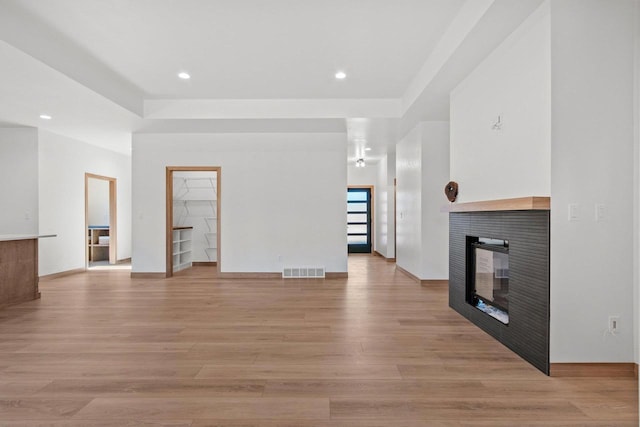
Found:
<box><xmin>85</xmin><ymin>173</ymin><xmax>117</xmax><ymax>268</ymax></box>
<box><xmin>166</xmin><ymin>167</ymin><xmax>221</xmax><ymax>278</ymax></box>
<box><xmin>347</xmin><ymin>186</ymin><xmax>373</xmax><ymax>254</ymax></box>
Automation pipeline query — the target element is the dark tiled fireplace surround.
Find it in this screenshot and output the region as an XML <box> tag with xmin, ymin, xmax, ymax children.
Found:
<box><xmin>448</xmin><ymin>198</ymin><xmax>550</xmax><ymax>374</ymax></box>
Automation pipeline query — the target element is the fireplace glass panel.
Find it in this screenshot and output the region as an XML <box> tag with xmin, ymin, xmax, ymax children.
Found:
<box><xmin>469</xmin><ymin>238</ymin><xmax>509</xmax><ymax>324</ymax></box>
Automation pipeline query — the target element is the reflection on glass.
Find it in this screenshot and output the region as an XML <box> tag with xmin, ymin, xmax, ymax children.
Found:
<box><xmin>348</xmin><ymin>235</ymin><xmax>368</xmax><ymax>244</ymax></box>
<box><xmin>347</xmin><ymin>202</ymin><xmax>367</xmax><ymax>213</ymax></box>
<box><xmin>348</xmin><ymin>213</ymin><xmax>367</xmax><ymax>223</ymax></box>
<box><xmin>348</xmin><ymin>224</ymin><xmax>367</xmax><ymax>234</ymax></box>
<box><xmin>474</xmin><ymin>248</ymin><xmax>509</xmax><ymax>311</ymax></box>
<box><xmin>347</xmin><ymin>191</ymin><xmax>368</xmax><ymax>202</ymax></box>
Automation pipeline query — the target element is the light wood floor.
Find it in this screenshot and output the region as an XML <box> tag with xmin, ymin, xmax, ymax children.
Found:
<box><xmin>0</xmin><ymin>255</ymin><xmax>636</xmax><ymax>426</ymax></box>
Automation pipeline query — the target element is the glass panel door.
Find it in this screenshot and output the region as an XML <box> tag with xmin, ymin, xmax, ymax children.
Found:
<box><xmin>347</xmin><ymin>188</ymin><xmax>372</xmax><ymax>253</ymax></box>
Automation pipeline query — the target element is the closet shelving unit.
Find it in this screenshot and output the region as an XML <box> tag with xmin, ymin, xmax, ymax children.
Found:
<box><xmin>172</xmin><ymin>226</ymin><xmax>193</xmax><ymax>272</ymax></box>
<box><xmin>173</xmin><ymin>176</ymin><xmax>217</xmax><ymax>264</ymax></box>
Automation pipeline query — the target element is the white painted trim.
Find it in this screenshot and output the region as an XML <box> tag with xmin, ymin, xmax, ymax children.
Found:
<box><xmin>402</xmin><ymin>0</ymin><xmax>495</xmax><ymax>113</ymax></box>
<box><xmin>144</xmin><ymin>99</ymin><xmax>402</xmax><ymax>120</ymax></box>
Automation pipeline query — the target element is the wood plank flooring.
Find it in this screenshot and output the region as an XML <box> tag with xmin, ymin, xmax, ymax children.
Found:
<box><xmin>0</xmin><ymin>254</ymin><xmax>636</xmax><ymax>426</ymax></box>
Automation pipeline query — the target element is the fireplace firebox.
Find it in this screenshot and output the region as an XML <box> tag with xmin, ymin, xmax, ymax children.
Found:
<box><xmin>467</xmin><ymin>237</ymin><xmax>509</xmax><ymax>324</ymax></box>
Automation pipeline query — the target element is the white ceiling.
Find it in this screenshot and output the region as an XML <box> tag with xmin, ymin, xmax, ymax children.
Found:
<box><xmin>0</xmin><ymin>0</ymin><xmax>544</xmax><ymax>158</ymax></box>
<box><xmin>0</xmin><ymin>40</ymin><xmax>140</xmax><ymax>153</ymax></box>
<box><xmin>12</xmin><ymin>0</ymin><xmax>465</xmax><ymax>99</ymax></box>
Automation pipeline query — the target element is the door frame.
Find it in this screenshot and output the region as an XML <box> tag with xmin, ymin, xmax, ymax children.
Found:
<box><xmin>347</xmin><ymin>185</ymin><xmax>374</xmax><ymax>254</ymax></box>
<box><xmin>166</xmin><ymin>166</ymin><xmax>221</xmax><ymax>278</ymax></box>
<box><xmin>85</xmin><ymin>173</ymin><xmax>117</xmax><ymax>266</ymax></box>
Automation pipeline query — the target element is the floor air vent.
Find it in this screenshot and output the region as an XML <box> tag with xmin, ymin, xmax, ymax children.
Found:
<box><xmin>283</xmin><ymin>267</ymin><xmax>325</xmax><ymax>278</ymax></box>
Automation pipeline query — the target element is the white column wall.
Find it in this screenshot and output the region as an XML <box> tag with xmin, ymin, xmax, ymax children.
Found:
<box><xmin>636</xmin><ymin>0</ymin><xmax>640</xmax><ymax>407</ymax></box>
<box><xmin>0</xmin><ymin>127</ymin><xmax>38</xmax><ymax>234</ymax></box>
<box><xmin>375</xmin><ymin>155</ymin><xmax>391</xmax><ymax>258</ymax></box>
<box><xmin>549</xmin><ymin>0</ymin><xmax>635</xmax><ymax>362</ymax></box>
<box><xmin>396</xmin><ymin>126</ymin><xmax>422</xmax><ymax>276</ymax></box>
<box><xmin>38</xmin><ymin>130</ymin><xmax>132</xmax><ymax>275</ymax></box>
<box><xmin>420</xmin><ymin>122</ymin><xmax>449</xmax><ymax>280</ymax></box>
<box><xmin>386</xmin><ymin>153</ymin><xmax>396</xmax><ymax>259</ymax></box>
<box><xmin>131</xmin><ymin>133</ymin><xmax>347</xmax><ymax>274</ymax></box>
<box><xmin>396</xmin><ymin>123</ymin><xmax>449</xmax><ymax>280</ymax></box>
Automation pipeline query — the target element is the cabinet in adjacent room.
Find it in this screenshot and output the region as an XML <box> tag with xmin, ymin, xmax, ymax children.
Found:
<box><xmin>87</xmin><ymin>226</ymin><xmax>109</xmax><ymax>262</ymax></box>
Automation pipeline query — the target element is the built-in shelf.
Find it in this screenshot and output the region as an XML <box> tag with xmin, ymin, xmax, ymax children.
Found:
<box><xmin>172</xmin><ymin>227</ymin><xmax>193</xmax><ymax>272</ymax></box>
<box><xmin>87</xmin><ymin>226</ymin><xmax>110</xmax><ymax>262</ymax></box>
<box><xmin>443</xmin><ymin>196</ymin><xmax>550</xmax><ymax>213</ymax></box>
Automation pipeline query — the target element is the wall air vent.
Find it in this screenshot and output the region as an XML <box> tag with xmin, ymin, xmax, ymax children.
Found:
<box><xmin>283</xmin><ymin>267</ymin><xmax>325</xmax><ymax>278</ymax></box>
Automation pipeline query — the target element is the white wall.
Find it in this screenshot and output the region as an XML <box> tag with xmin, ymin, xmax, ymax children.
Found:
<box><xmin>38</xmin><ymin>130</ymin><xmax>132</xmax><ymax>275</ymax></box>
<box><xmin>450</xmin><ymin>2</ymin><xmax>551</xmax><ymax>203</ymax></box>
<box><xmin>87</xmin><ymin>177</ymin><xmax>110</xmax><ymax>226</ymax></box>
<box><xmin>635</xmin><ymin>0</ymin><xmax>640</xmax><ymax>371</ymax></box>
<box><xmin>131</xmin><ymin>133</ymin><xmax>347</xmax><ymax>274</ymax></box>
<box><xmin>386</xmin><ymin>154</ymin><xmax>396</xmax><ymax>258</ymax></box>
<box><xmin>375</xmin><ymin>153</ymin><xmax>396</xmax><ymax>259</ymax></box>
<box><xmin>396</xmin><ymin>126</ymin><xmax>422</xmax><ymax>276</ymax></box>
<box><xmin>0</xmin><ymin>127</ymin><xmax>38</xmax><ymax>234</ymax></box>
<box><xmin>420</xmin><ymin>122</ymin><xmax>449</xmax><ymax>279</ymax></box>
<box><xmin>549</xmin><ymin>0</ymin><xmax>635</xmax><ymax>363</ymax></box>
<box><xmin>449</xmin><ymin>0</ymin><xmax>636</xmax><ymax>363</ymax></box>
<box><xmin>396</xmin><ymin>122</ymin><xmax>449</xmax><ymax>280</ymax></box>
<box><xmin>347</xmin><ymin>162</ymin><xmax>378</xmax><ymax>186</ymax></box>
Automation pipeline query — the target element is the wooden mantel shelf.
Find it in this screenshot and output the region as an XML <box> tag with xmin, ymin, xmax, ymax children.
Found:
<box><xmin>444</xmin><ymin>196</ymin><xmax>550</xmax><ymax>213</ymax></box>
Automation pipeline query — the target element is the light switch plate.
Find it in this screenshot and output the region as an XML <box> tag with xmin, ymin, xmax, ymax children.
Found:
<box><xmin>568</xmin><ymin>204</ymin><xmax>579</xmax><ymax>221</ymax></box>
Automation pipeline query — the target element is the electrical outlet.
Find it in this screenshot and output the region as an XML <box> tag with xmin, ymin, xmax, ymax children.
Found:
<box><xmin>608</xmin><ymin>316</ymin><xmax>620</xmax><ymax>334</ymax></box>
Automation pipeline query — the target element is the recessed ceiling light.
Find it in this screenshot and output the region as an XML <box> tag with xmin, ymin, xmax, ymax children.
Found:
<box><xmin>335</xmin><ymin>71</ymin><xmax>347</xmax><ymax>80</ymax></box>
<box><xmin>39</xmin><ymin>114</ymin><xmax>52</xmax><ymax>120</ymax></box>
<box><xmin>365</xmin><ymin>147</ymin><xmax>372</xmax><ymax>151</ymax></box>
<box><xmin>177</xmin><ymin>72</ymin><xmax>191</xmax><ymax>80</ymax></box>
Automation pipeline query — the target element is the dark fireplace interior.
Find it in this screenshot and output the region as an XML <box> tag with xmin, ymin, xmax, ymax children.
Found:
<box><xmin>466</xmin><ymin>237</ymin><xmax>509</xmax><ymax>324</ymax></box>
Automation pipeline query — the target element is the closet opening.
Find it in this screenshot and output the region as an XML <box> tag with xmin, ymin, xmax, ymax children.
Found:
<box><xmin>166</xmin><ymin>167</ymin><xmax>221</xmax><ymax>278</ymax></box>
<box><xmin>85</xmin><ymin>173</ymin><xmax>117</xmax><ymax>268</ymax></box>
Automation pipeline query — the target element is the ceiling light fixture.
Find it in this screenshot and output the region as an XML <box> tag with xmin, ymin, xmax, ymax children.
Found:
<box><xmin>178</xmin><ymin>71</ymin><xmax>191</xmax><ymax>80</ymax></box>
<box><xmin>39</xmin><ymin>114</ymin><xmax>52</xmax><ymax>120</ymax></box>
<box><xmin>365</xmin><ymin>147</ymin><xmax>372</xmax><ymax>151</ymax></box>
<box><xmin>356</xmin><ymin>158</ymin><xmax>365</xmax><ymax>168</ymax></box>
<box><xmin>335</xmin><ymin>71</ymin><xmax>347</xmax><ymax>80</ymax></box>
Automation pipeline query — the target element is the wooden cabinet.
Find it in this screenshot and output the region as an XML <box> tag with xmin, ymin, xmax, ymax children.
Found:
<box><xmin>172</xmin><ymin>227</ymin><xmax>193</xmax><ymax>272</ymax></box>
<box><xmin>88</xmin><ymin>226</ymin><xmax>109</xmax><ymax>262</ymax></box>
<box><xmin>0</xmin><ymin>234</ymin><xmax>55</xmax><ymax>308</ymax></box>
